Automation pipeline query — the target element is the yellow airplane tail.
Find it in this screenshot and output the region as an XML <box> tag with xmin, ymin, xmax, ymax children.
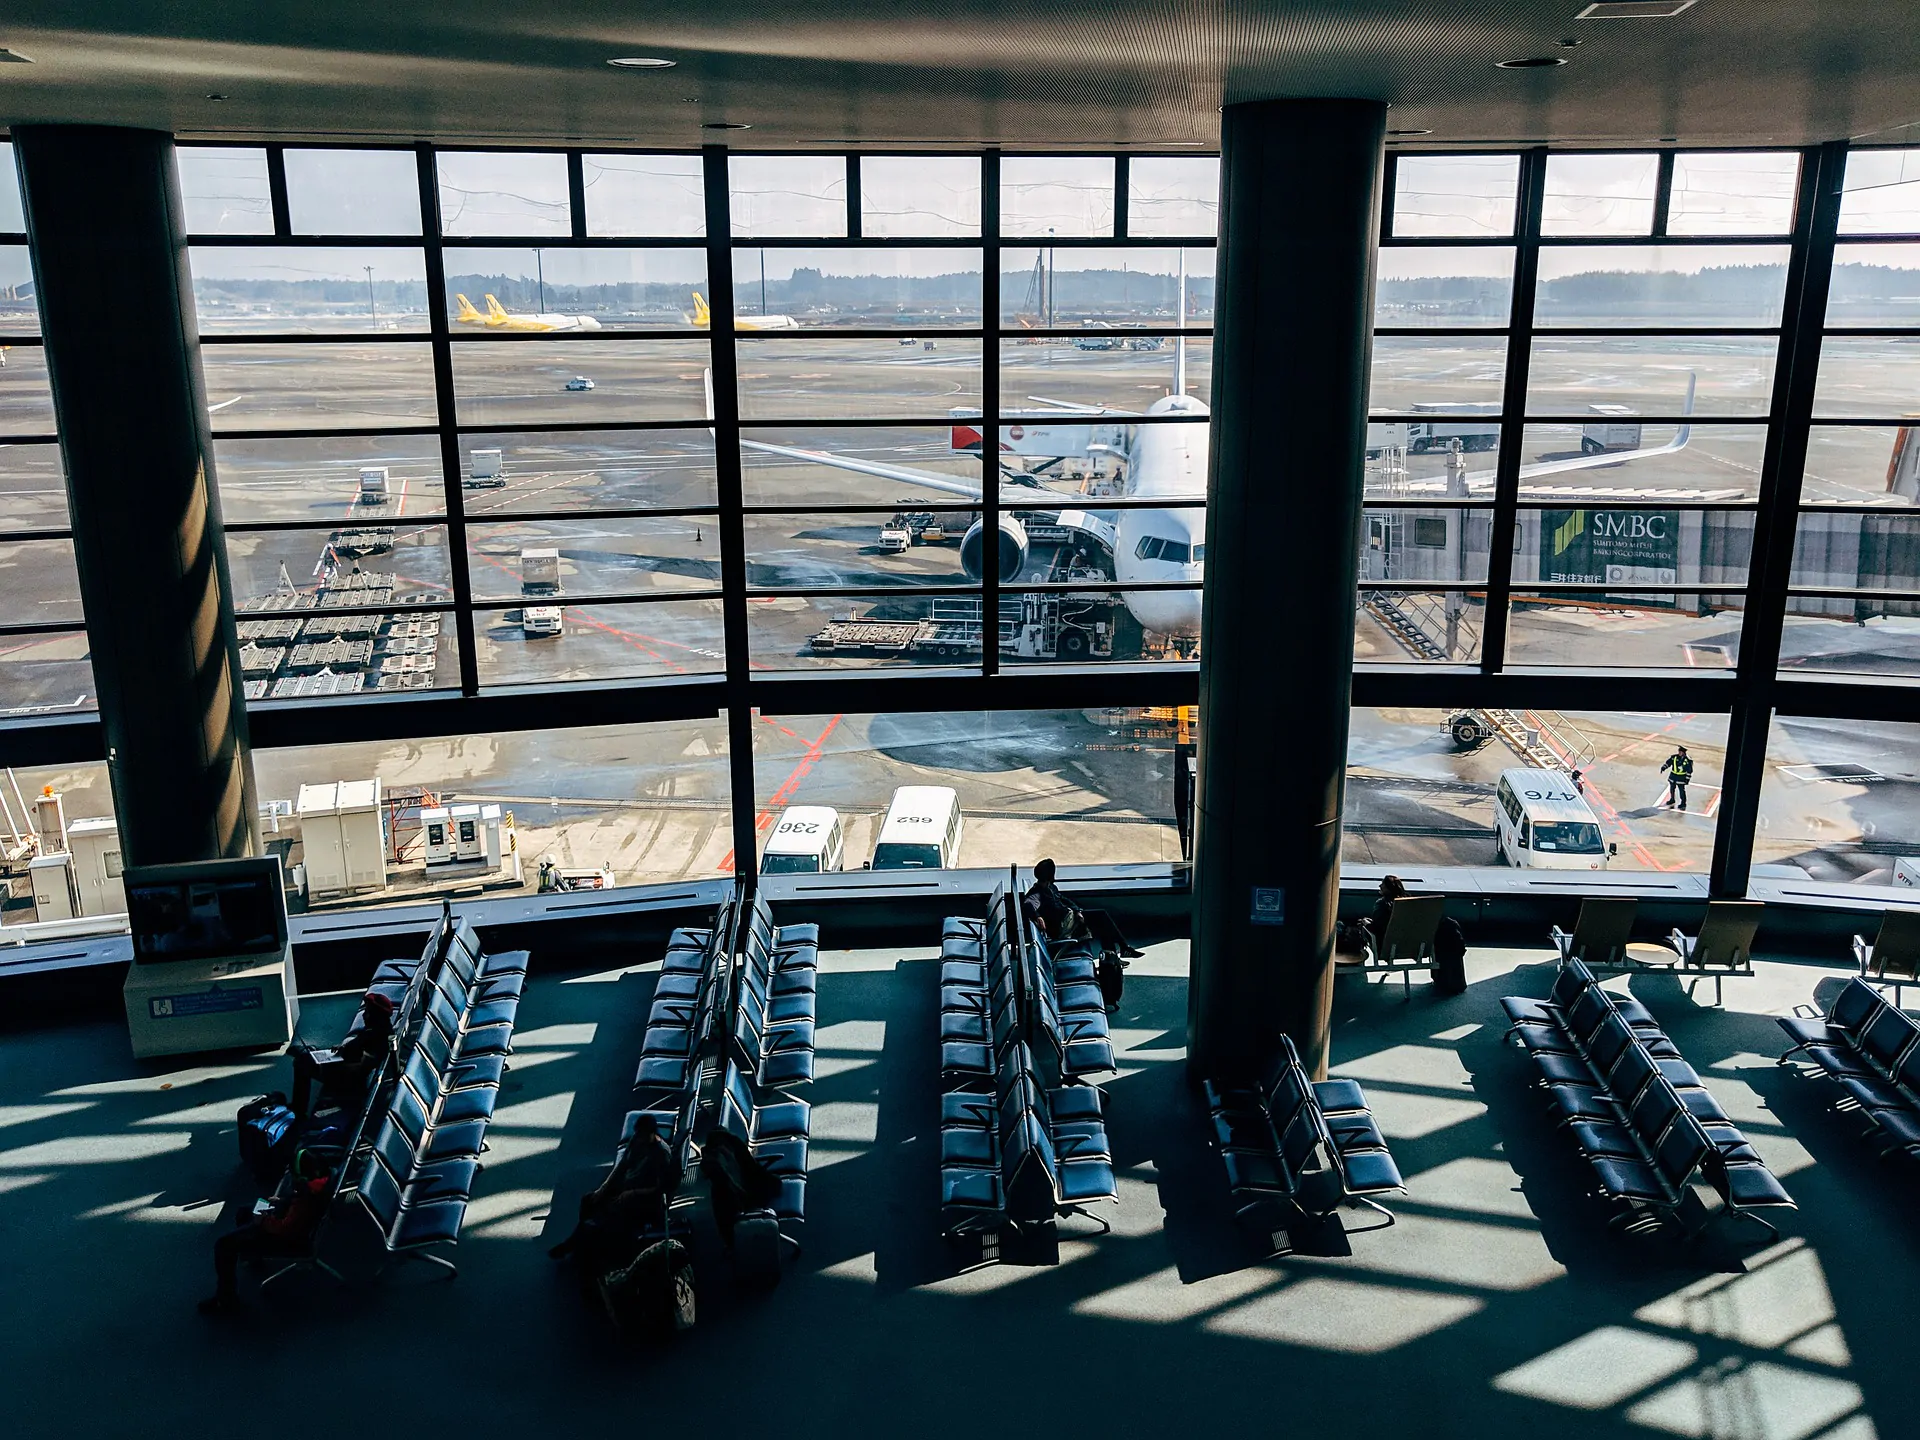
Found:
<box><xmin>484</xmin><ymin>294</ymin><xmax>511</xmax><ymax>325</ymax></box>
<box><xmin>691</xmin><ymin>292</ymin><xmax>712</xmax><ymax>328</ymax></box>
<box><xmin>454</xmin><ymin>293</ymin><xmax>483</xmax><ymax>324</ymax></box>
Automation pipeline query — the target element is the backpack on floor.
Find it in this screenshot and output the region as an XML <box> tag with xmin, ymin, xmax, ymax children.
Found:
<box><xmin>599</xmin><ymin>1238</ymin><xmax>695</xmax><ymax>1338</ymax></box>
<box><xmin>1432</xmin><ymin>918</ymin><xmax>1468</xmax><ymax>997</ymax></box>
<box><xmin>237</xmin><ymin>1093</ymin><xmax>298</xmax><ymax>1184</ymax></box>
<box><xmin>1097</xmin><ymin>953</ymin><xmax>1125</xmax><ymax>1010</ymax></box>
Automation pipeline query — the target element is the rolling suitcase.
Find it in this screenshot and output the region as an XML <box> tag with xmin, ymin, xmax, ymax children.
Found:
<box><xmin>237</xmin><ymin>1093</ymin><xmax>298</xmax><ymax>1184</ymax></box>
<box><xmin>734</xmin><ymin>1214</ymin><xmax>783</xmax><ymax>1288</ymax></box>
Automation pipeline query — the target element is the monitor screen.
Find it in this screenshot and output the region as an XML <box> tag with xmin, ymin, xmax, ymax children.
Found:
<box><xmin>126</xmin><ymin>860</ymin><xmax>286</xmax><ymax>964</ymax></box>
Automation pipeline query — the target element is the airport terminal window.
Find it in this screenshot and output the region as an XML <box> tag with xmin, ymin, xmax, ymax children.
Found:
<box><xmin>1752</xmin><ymin>715</ymin><xmax>1920</xmax><ymax>887</ymax></box>
<box><xmin>859</xmin><ymin>156</ymin><xmax>982</xmax><ymax>238</ymax></box>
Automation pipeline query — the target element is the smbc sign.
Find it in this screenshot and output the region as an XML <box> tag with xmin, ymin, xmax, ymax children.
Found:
<box><xmin>1542</xmin><ymin>508</ymin><xmax>1680</xmax><ymax>592</ymax></box>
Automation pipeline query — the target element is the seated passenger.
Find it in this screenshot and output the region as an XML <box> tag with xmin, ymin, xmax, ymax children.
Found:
<box><xmin>289</xmin><ymin>990</ymin><xmax>394</xmax><ymax>1119</ymax></box>
<box><xmin>548</xmin><ymin>1115</ymin><xmax>679</xmax><ymax>1271</ymax></box>
<box><xmin>197</xmin><ymin>1148</ymin><xmax>332</xmax><ymax>1314</ymax></box>
<box><xmin>699</xmin><ymin>1127</ymin><xmax>784</xmax><ymax>1249</ymax></box>
<box><xmin>1023</xmin><ymin>858</ymin><xmax>1143</xmax><ymax>959</ymax></box>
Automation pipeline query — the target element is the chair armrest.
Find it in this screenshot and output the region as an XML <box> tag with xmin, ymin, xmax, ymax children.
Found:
<box><xmin>1669</xmin><ymin>930</ymin><xmax>1696</xmax><ymax>962</ymax></box>
<box><xmin>1853</xmin><ymin>936</ymin><xmax>1871</xmax><ymax>970</ymax></box>
<box><xmin>1550</xmin><ymin>927</ymin><xmax>1574</xmax><ymax>962</ymax></box>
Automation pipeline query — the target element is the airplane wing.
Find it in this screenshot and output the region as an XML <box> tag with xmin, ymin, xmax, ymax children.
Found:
<box><xmin>739</xmin><ymin>436</ymin><xmax>986</xmax><ymax>501</ymax></box>
<box><xmin>1465</xmin><ymin>372</ymin><xmax>1698</xmax><ymax>488</ymax></box>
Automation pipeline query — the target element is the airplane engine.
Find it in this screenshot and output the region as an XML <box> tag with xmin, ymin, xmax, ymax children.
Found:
<box><xmin>960</xmin><ymin>516</ymin><xmax>1029</xmax><ymax>582</ymax></box>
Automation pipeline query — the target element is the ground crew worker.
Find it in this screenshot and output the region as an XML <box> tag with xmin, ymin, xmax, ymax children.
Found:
<box><xmin>1661</xmin><ymin>746</ymin><xmax>1695</xmax><ymax>811</ymax></box>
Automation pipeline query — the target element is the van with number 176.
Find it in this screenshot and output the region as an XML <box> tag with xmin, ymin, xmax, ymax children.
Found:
<box><xmin>1493</xmin><ymin>768</ymin><xmax>1617</xmax><ymax>871</ymax></box>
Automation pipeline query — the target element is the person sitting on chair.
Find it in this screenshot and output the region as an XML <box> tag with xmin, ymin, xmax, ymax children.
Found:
<box><xmin>289</xmin><ymin>990</ymin><xmax>394</xmax><ymax>1119</ymax></box>
<box><xmin>1023</xmin><ymin>858</ymin><xmax>1144</xmax><ymax>958</ymax></box>
<box><xmin>1367</xmin><ymin>874</ymin><xmax>1409</xmax><ymax>952</ymax></box>
<box><xmin>198</xmin><ymin>1148</ymin><xmax>332</xmax><ymax>1315</ymax></box>
<box><xmin>549</xmin><ymin>1114</ymin><xmax>680</xmax><ymax>1270</ymax></box>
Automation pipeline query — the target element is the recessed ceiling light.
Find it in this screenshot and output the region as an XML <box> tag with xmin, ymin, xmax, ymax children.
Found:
<box><xmin>607</xmin><ymin>57</ymin><xmax>676</xmax><ymax>69</ymax></box>
<box><xmin>1556</xmin><ymin>37</ymin><xmax>1584</xmax><ymax>47</ymax></box>
<box><xmin>1496</xmin><ymin>56</ymin><xmax>1568</xmax><ymax>68</ymax></box>
<box><xmin>0</xmin><ymin>48</ymin><xmax>33</xmax><ymax>64</ymax></box>
<box><xmin>702</xmin><ymin>121</ymin><xmax>751</xmax><ymax>130</ymax></box>
<box><xmin>1388</xmin><ymin>128</ymin><xmax>1433</xmax><ymax>137</ymax></box>
<box><xmin>206</xmin><ymin>93</ymin><xmax>228</xmax><ymax>101</ymax></box>
<box><xmin>1578</xmin><ymin>0</ymin><xmax>1697</xmax><ymax>17</ymax></box>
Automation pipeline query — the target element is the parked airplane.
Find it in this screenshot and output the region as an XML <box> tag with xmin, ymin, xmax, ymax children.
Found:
<box><xmin>454</xmin><ymin>293</ymin><xmax>602</xmax><ymax>332</ymax></box>
<box><xmin>688</xmin><ymin>291</ymin><xmax>801</xmax><ymax>331</ymax></box>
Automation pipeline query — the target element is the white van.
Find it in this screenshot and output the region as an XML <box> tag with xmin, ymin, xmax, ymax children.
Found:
<box><xmin>761</xmin><ymin>805</ymin><xmax>846</xmax><ymax>875</ymax></box>
<box><xmin>869</xmin><ymin>786</ymin><xmax>964</xmax><ymax>871</ymax></box>
<box><xmin>1494</xmin><ymin>768</ymin><xmax>1615</xmax><ymax>871</ymax></box>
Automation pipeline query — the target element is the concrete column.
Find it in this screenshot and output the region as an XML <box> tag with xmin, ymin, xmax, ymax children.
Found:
<box><xmin>1189</xmin><ymin>99</ymin><xmax>1385</xmax><ymax>1081</ymax></box>
<box><xmin>15</xmin><ymin>126</ymin><xmax>257</xmax><ymax>866</ymax></box>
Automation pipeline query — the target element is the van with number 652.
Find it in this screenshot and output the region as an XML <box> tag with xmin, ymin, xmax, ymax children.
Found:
<box><xmin>760</xmin><ymin>806</ymin><xmax>846</xmax><ymax>875</ymax></box>
<box><xmin>1493</xmin><ymin>768</ymin><xmax>1617</xmax><ymax>871</ymax></box>
<box><xmin>868</xmin><ymin>786</ymin><xmax>963</xmax><ymax>871</ymax></box>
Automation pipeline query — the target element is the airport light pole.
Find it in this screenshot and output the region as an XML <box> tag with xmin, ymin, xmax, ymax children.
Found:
<box><xmin>1189</xmin><ymin>98</ymin><xmax>1385</xmax><ymax>1083</ymax></box>
<box><xmin>364</xmin><ymin>264</ymin><xmax>376</xmax><ymax>328</ymax></box>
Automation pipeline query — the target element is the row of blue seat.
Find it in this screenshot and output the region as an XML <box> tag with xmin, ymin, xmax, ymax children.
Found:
<box><xmin>1504</xmin><ymin>958</ymin><xmax>1794</xmax><ymax>1240</ymax></box>
<box><xmin>1779</xmin><ymin>976</ymin><xmax>1920</xmax><ymax>1160</ymax></box>
<box><xmin>1203</xmin><ymin>1034</ymin><xmax>1404</xmax><ymax>1252</ymax></box>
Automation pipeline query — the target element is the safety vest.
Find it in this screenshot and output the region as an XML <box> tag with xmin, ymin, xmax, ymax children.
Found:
<box><xmin>1669</xmin><ymin>754</ymin><xmax>1694</xmax><ymax>781</ymax></box>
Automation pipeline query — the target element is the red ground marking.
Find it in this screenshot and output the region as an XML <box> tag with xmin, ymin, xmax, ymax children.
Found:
<box><xmin>719</xmin><ymin>713</ymin><xmax>844</xmax><ymax>872</ymax></box>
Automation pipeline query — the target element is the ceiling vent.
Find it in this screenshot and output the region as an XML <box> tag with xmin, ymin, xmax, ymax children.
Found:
<box><xmin>1577</xmin><ymin>0</ymin><xmax>1698</xmax><ymax>17</ymax></box>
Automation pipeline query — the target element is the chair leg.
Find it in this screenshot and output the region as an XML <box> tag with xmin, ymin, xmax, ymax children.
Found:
<box><xmin>1344</xmin><ymin>1195</ymin><xmax>1397</xmax><ymax>1232</ymax></box>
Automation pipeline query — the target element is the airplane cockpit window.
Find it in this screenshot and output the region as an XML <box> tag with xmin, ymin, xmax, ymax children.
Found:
<box><xmin>1135</xmin><ymin>536</ymin><xmax>1192</xmax><ymax>564</ymax></box>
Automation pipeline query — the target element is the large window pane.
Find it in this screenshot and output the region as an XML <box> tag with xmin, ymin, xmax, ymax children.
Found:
<box><xmin>0</xmin><ymin>629</ymin><xmax>92</xmax><ymax>718</ymax></box>
<box><xmin>476</xmin><ymin>599</ymin><xmax>726</xmax><ymax>685</ymax></box>
<box><xmin>728</xmin><ymin>156</ymin><xmax>846</xmax><ymax>239</ymax></box>
<box><xmin>1355</xmin><ymin>591</ymin><xmax>1486</xmax><ymax>664</ymax></box>
<box><xmin>860</xmin><ymin>157</ymin><xmax>981</xmax><ymax>238</ymax></box>
<box><xmin>1813</xmin><ymin>336</ymin><xmax>1920</xmax><ymax>418</ymax></box>
<box><xmin>1669</xmin><ymin>152</ymin><xmax>1800</xmax><ymax>236</ymax></box>
<box><xmin>1754</xmin><ymin>716</ymin><xmax>1920</xmax><ymax>886</ymax></box>
<box><xmin>443</xmin><ymin>247</ymin><xmax>707</xmax><ymax>333</ymax></box>
<box><xmin>1369</xmin><ymin>336</ymin><xmax>1507</xmax><ymax>415</ymax></box>
<box><xmin>1779</xmin><ymin>610</ymin><xmax>1920</xmax><ymax>679</ymax></box>
<box><xmin>0</xmin><ymin>536</ymin><xmax>82</xmax><ymax>625</ymax></box>
<box><xmin>1827</xmin><ymin>243</ymin><xmax>1920</xmax><ymax>326</ymax></box>
<box><xmin>176</xmin><ymin>147</ymin><xmax>273</xmax><ymax>235</ymax></box>
<box><xmin>1001</xmin><ymin>339</ymin><xmax>1210</xmax><ymax>415</ymax></box>
<box><xmin>1838</xmin><ymin>149</ymin><xmax>1920</xmax><ymax>236</ymax></box>
<box><xmin>741</xmin><ymin>426</ymin><xmax>982</xmax><ymax>507</ymax></box>
<box><xmin>1346</xmin><ymin>707</ymin><xmax>1727</xmax><ymax>873</ymax></box>
<box><xmin>582</xmin><ymin>154</ymin><xmax>706</xmax><ymax>238</ymax></box>
<box><xmin>748</xmin><ymin>590</ymin><xmax>982</xmax><ymax>671</ymax></box>
<box><xmin>1541</xmin><ymin>153</ymin><xmax>1659</xmax><ymax>237</ymax></box>
<box><xmin>0</xmin><ymin>245</ymin><xmax>36</xmax><ymax>334</ymax></box>
<box><xmin>1127</xmin><ymin>158</ymin><xmax>1220</xmax><ymax>238</ymax></box>
<box><xmin>241</xmin><ymin>610</ymin><xmax>458</xmax><ymax>698</ymax></box>
<box><xmin>745</xmin><ymin>510</ymin><xmax>979</xmax><ymax>590</ymax></box>
<box><xmin>435</xmin><ymin>151</ymin><xmax>570</xmax><ymax>236</ymax></box>
<box><xmin>1001</xmin><ymin>158</ymin><xmax>1115</xmax><ymax>238</ymax></box>
<box><xmin>1534</xmin><ymin>246</ymin><xmax>1790</xmax><ymax>327</ymax></box>
<box><xmin>283</xmin><ymin>149</ymin><xmax>422</xmax><ymax>236</ymax></box>
<box><xmin>248</xmin><ymin>720</ymin><xmax>732</xmax><ymax>901</ymax></box>
<box><xmin>1000</xmin><ymin>589</ymin><xmax>1201</xmax><ymax>657</ymax></box>
<box><xmin>1803</xmin><ymin>424</ymin><xmax>1920</xmax><ymax>504</ymax></box>
<box><xmin>454</xmin><ymin>430</ymin><xmax>717</xmax><ymax>513</ymax></box>
<box><xmin>997</xmin><ymin>423</ymin><xmax>1140</xmax><ymax>500</ymax></box>
<box><xmin>998</xmin><ymin>247</ymin><xmax>1212</xmax><ymax>328</ymax></box>
<box><xmin>450</xmin><ymin>339</ymin><xmax>709</xmax><ymax>425</ymax></box>
<box><xmin>466</xmin><ymin>518</ymin><xmax>721</xmax><ymax>600</ymax></box>
<box><xmin>1791</xmin><ymin>511</ymin><xmax>1920</xmax><ymax>591</ymax></box>
<box><xmin>1365</xmin><ymin>438</ymin><xmax>1502</xmax><ymax>499</ymax></box>
<box><xmin>1526</xmin><ymin>336</ymin><xmax>1775</xmax><ymax>418</ymax></box>
<box><xmin>1391</xmin><ymin>155</ymin><xmax>1519</xmax><ymax>238</ymax></box>
<box><xmin>1520</xmin><ymin>507</ymin><xmax>1753</xmax><ymax>587</ymax></box>
<box><xmin>0</xmin><ymin>442</ymin><xmax>66</xmax><ymax>531</ymax></box>
<box><xmin>1517</xmin><ymin>422</ymin><xmax>1765</xmax><ymax>501</ymax></box>
<box><xmin>201</xmin><ymin>342</ymin><xmax>438</xmax><ymax>430</ymax></box>
<box><xmin>0</xmin><ymin>141</ymin><xmax>22</xmax><ymax>233</ymax></box>
<box><xmin>739</xmin><ymin>337</ymin><xmax>981</xmax><ymax>421</ymax></box>
<box><xmin>752</xmin><ymin>709</ymin><xmax>1183</xmax><ymax>872</ymax></box>
<box><xmin>225</xmin><ymin>523</ymin><xmax>453</xmax><ymax>610</ymax></box>
<box><xmin>730</xmin><ymin>248</ymin><xmax>982</xmax><ymax>328</ymax></box>
<box><xmin>1505</xmin><ymin>592</ymin><xmax>1743</xmax><ymax>667</ymax></box>
<box><xmin>1359</xmin><ymin>509</ymin><xmax>1494</xmax><ymax>584</ymax></box>
<box><xmin>213</xmin><ymin>435</ymin><xmax>447</xmax><ymax>524</ymax></box>
<box><xmin>0</xmin><ymin>348</ymin><xmax>59</xmax><ymax>435</ymax></box>
<box><xmin>190</xmin><ymin>246</ymin><xmax>430</xmax><ymax>334</ymax></box>
<box><xmin>1374</xmin><ymin>247</ymin><xmax>1514</xmax><ymax>328</ymax></box>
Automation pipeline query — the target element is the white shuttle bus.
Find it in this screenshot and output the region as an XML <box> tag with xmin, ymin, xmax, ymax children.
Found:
<box><xmin>1494</xmin><ymin>768</ymin><xmax>1615</xmax><ymax>870</ymax></box>
<box><xmin>869</xmin><ymin>786</ymin><xmax>964</xmax><ymax>871</ymax></box>
<box><xmin>760</xmin><ymin>806</ymin><xmax>846</xmax><ymax>875</ymax></box>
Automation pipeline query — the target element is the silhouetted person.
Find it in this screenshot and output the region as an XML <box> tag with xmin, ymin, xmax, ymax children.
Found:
<box><xmin>1367</xmin><ymin>874</ymin><xmax>1409</xmax><ymax>951</ymax></box>
<box><xmin>549</xmin><ymin>1115</ymin><xmax>679</xmax><ymax>1271</ymax></box>
<box><xmin>289</xmin><ymin>990</ymin><xmax>394</xmax><ymax>1118</ymax></box>
<box><xmin>1661</xmin><ymin>746</ymin><xmax>1695</xmax><ymax>811</ymax></box>
<box><xmin>700</xmin><ymin>1127</ymin><xmax>784</xmax><ymax>1249</ymax></box>
<box><xmin>1023</xmin><ymin>858</ymin><xmax>1143</xmax><ymax>958</ymax></box>
<box><xmin>198</xmin><ymin>1149</ymin><xmax>331</xmax><ymax>1314</ymax></box>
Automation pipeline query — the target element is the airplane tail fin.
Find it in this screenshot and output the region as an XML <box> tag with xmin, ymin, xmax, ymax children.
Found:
<box><xmin>454</xmin><ymin>293</ymin><xmax>482</xmax><ymax>324</ymax></box>
<box><xmin>484</xmin><ymin>294</ymin><xmax>509</xmax><ymax>323</ymax></box>
<box><xmin>691</xmin><ymin>292</ymin><xmax>711</xmax><ymax>327</ymax></box>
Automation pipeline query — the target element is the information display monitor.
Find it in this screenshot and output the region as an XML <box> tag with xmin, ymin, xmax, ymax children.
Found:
<box><xmin>124</xmin><ymin>857</ymin><xmax>288</xmax><ymax>965</ymax></box>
